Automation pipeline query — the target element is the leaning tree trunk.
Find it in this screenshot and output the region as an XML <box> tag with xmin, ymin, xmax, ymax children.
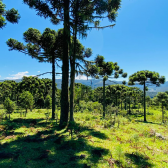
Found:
<box><xmin>60</xmin><ymin>0</ymin><xmax>70</xmax><ymax>128</ymax></box>
<box><xmin>52</xmin><ymin>55</ymin><xmax>56</xmax><ymax>119</ymax></box>
<box><xmin>103</xmin><ymin>79</ymin><xmax>105</xmax><ymax>118</ymax></box>
<box><xmin>143</xmin><ymin>81</ymin><xmax>146</xmax><ymax>122</ymax></box>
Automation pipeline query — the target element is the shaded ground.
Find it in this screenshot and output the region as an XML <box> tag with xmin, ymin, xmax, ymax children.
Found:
<box><xmin>0</xmin><ymin>118</ymin><xmax>109</xmax><ymax>168</ymax></box>
<box><xmin>125</xmin><ymin>152</ymin><xmax>154</xmax><ymax>168</ymax></box>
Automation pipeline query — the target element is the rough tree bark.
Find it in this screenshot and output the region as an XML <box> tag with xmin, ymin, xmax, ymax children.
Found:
<box><xmin>52</xmin><ymin>55</ymin><xmax>55</xmax><ymax>119</ymax></box>
<box><xmin>60</xmin><ymin>0</ymin><xmax>70</xmax><ymax>128</ymax></box>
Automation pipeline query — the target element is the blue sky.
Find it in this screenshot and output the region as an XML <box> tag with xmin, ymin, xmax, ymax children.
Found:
<box><xmin>1</xmin><ymin>0</ymin><xmax>168</xmax><ymax>81</ymax></box>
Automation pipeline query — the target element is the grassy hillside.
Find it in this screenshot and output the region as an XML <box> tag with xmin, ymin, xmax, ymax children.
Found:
<box><xmin>0</xmin><ymin>107</ymin><xmax>168</xmax><ymax>168</ymax></box>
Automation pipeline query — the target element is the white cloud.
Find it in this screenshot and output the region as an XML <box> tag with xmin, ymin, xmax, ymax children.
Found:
<box><xmin>5</xmin><ymin>71</ymin><xmax>35</xmax><ymax>80</ymax></box>
<box><xmin>56</xmin><ymin>74</ymin><xmax>62</xmax><ymax>79</ymax></box>
<box><xmin>37</xmin><ymin>71</ymin><xmax>40</xmax><ymax>73</ymax></box>
<box><xmin>0</xmin><ymin>75</ymin><xmax>1</xmax><ymax>78</ymax></box>
<box><xmin>75</xmin><ymin>75</ymin><xmax>88</xmax><ymax>80</ymax></box>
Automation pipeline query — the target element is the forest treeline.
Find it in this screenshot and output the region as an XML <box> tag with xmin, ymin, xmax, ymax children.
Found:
<box><xmin>0</xmin><ymin>76</ymin><xmax>54</xmax><ymax>108</ymax></box>
<box><xmin>1</xmin><ymin>76</ymin><xmax>168</xmax><ymax>123</ymax></box>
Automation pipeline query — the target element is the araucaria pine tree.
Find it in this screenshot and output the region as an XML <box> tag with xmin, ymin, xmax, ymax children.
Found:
<box><xmin>155</xmin><ymin>92</ymin><xmax>168</xmax><ymax>123</ymax></box>
<box><xmin>95</xmin><ymin>55</ymin><xmax>127</xmax><ymax>117</ymax></box>
<box><xmin>7</xmin><ymin>28</ymin><xmax>63</xmax><ymax>119</ymax></box>
<box><xmin>0</xmin><ymin>0</ymin><xmax>20</xmax><ymax>28</ymax></box>
<box><xmin>128</xmin><ymin>70</ymin><xmax>165</xmax><ymax>122</ymax></box>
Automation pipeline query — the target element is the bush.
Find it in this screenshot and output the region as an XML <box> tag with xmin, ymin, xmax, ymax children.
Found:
<box><xmin>36</xmin><ymin>109</ymin><xmax>43</xmax><ymax>113</ymax></box>
<box><xmin>0</xmin><ymin>104</ymin><xmax>4</xmax><ymax>109</ymax></box>
<box><xmin>3</xmin><ymin>97</ymin><xmax>16</xmax><ymax>120</ymax></box>
<box><xmin>0</xmin><ymin>111</ymin><xmax>5</xmax><ymax>121</ymax></box>
<box><xmin>74</xmin><ymin>105</ymin><xmax>80</xmax><ymax>112</ymax></box>
<box><xmin>44</xmin><ymin>95</ymin><xmax>52</xmax><ymax>110</ymax></box>
<box><xmin>85</xmin><ymin>115</ymin><xmax>91</xmax><ymax>121</ymax></box>
<box><xmin>106</xmin><ymin>105</ymin><xmax>119</xmax><ymax>116</ymax></box>
<box><xmin>19</xmin><ymin>91</ymin><xmax>34</xmax><ymax>117</ymax></box>
<box><xmin>104</xmin><ymin>119</ymin><xmax>115</xmax><ymax>128</ymax></box>
<box><xmin>119</xmin><ymin>110</ymin><xmax>127</xmax><ymax>116</ymax></box>
<box><xmin>79</xmin><ymin>101</ymin><xmax>103</xmax><ymax>114</ymax></box>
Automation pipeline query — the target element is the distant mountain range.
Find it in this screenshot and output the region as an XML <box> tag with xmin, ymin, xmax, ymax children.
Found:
<box><xmin>1</xmin><ymin>78</ymin><xmax>168</xmax><ymax>97</ymax></box>
<box><xmin>55</xmin><ymin>79</ymin><xmax>168</xmax><ymax>92</ymax></box>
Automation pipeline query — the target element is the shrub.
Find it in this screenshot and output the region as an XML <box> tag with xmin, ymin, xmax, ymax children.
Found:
<box><xmin>44</xmin><ymin>95</ymin><xmax>52</xmax><ymax>121</ymax></box>
<box><xmin>44</xmin><ymin>95</ymin><xmax>52</xmax><ymax>110</ymax></box>
<box><xmin>79</xmin><ymin>101</ymin><xmax>103</xmax><ymax>114</ymax></box>
<box><xmin>0</xmin><ymin>110</ymin><xmax>5</xmax><ymax>121</ymax></box>
<box><xmin>3</xmin><ymin>97</ymin><xmax>15</xmax><ymax>120</ymax></box>
<box><xmin>106</xmin><ymin>105</ymin><xmax>119</xmax><ymax>116</ymax></box>
<box><xmin>85</xmin><ymin>115</ymin><xmax>91</xmax><ymax>121</ymax></box>
<box><xmin>19</xmin><ymin>91</ymin><xmax>34</xmax><ymax>117</ymax></box>
<box><xmin>119</xmin><ymin>110</ymin><xmax>127</xmax><ymax>116</ymax></box>
<box><xmin>104</xmin><ymin>120</ymin><xmax>115</xmax><ymax>128</ymax></box>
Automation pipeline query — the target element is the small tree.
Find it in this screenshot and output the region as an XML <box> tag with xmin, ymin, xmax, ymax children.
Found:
<box><xmin>19</xmin><ymin>91</ymin><xmax>34</xmax><ymax>117</ymax></box>
<box><xmin>44</xmin><ymin>95</ymin><xmax>52</xmax><ymax>110</ymax></box>
<box><xmin>128</xmin><ymin>70</ymin><xmax>165</xmax><ymax>122</ymax></box>
<box><xmin>44</xmin><ymin>95</ymin><xmax>52</xmax><ymax>121</ymax></box>
<box><xmin>155</xmin><ymin>92</ymin><xmax>168</xmax><ymax>123</ymax></box>
<box><xmin>3</xmin><ymin>97</ymin><xmax>15</xmax><ymax>120</ymax></box>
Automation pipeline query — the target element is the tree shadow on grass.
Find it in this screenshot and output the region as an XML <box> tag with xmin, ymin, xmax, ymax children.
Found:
<box><xmin>125</xmin><ymin>152</ymin><xmax>154</xmax><ymax>168</ymax></box>
<box><xmin>135</xmin><ymin>120</ymin><xmax>161</xmax><ymax>125</ymax></box>
<box><xmin>64</xmin><ymin>122</ymin><xmax>108</xmax><ymax>140</ymax></box>
<box><xmin>0</xmin><ymin>118</ymin><xmax>54</xmax><ymax>134</ymax></box>
<box><xmin>0</xmin><ymin>120</ymin><xmax>110</xmax><ymax>168</ymax></box>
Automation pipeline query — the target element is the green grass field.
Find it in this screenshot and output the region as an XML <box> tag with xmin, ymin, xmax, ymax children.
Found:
<box><xmin>0</xmin><ymin>107</ymin><xmax>168</xmax><ymax>168</ymax></box>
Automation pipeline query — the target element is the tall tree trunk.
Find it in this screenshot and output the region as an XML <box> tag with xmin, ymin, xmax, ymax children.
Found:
<box><xmin>103</xmin><ymin>79</ymin><xmax>105</xmax><ymax>117</ymax></box>
<box><xmin>70</xmin><ymin>34</ymin><xmax>76</xmax><ymax>122</ymax></box>
<box><xmin>52</xmin><ymin>56</ymin><xmax>55</xmax><ymax>119</ymax></box>
<box><xmin>70</xmin><ymin>0</ymin><xmax>78</xmax><ymax>122</ymax></box>
<box><xmin>60</xmin><ymin>0</ymin><xmax>70</xmax><ymax>128</ymax></box>
<box><xmin>70</xmin><ymin>58</ymin><xmax>75</xmax><ymax>122</ymax></box>
<box><xmin>143</xmin><ymin>81</ymin><xmax>146</xmax><ymax>122</ymax></box>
